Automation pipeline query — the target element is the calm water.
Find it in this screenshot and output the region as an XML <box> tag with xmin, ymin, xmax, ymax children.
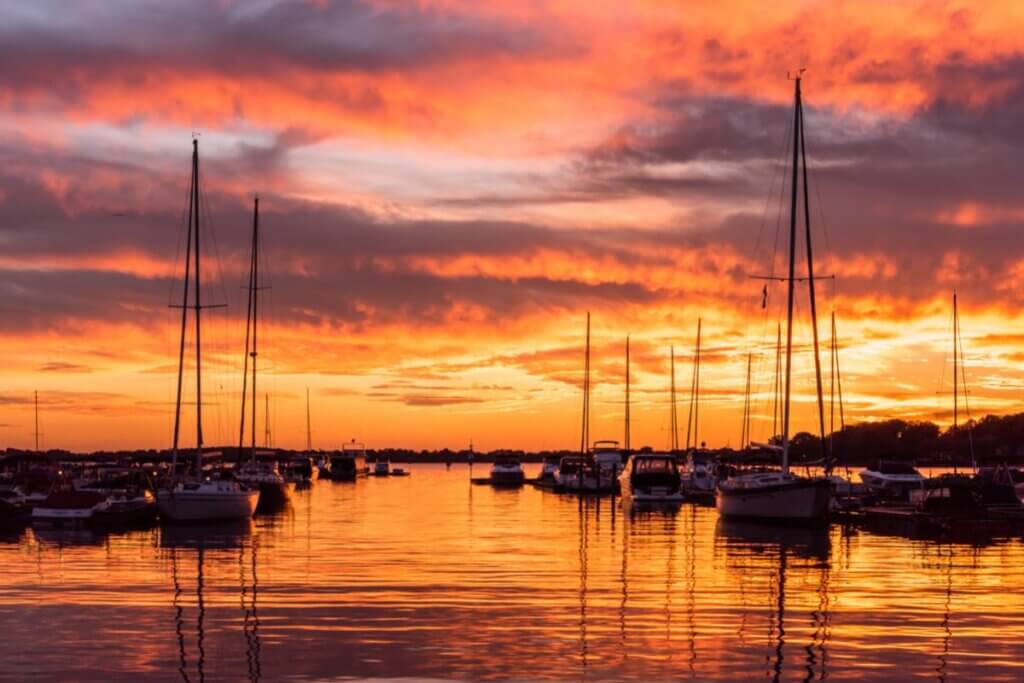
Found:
<box><xmin>1</xmin><ymin>464</ymin><xmax>1023</xmax><ymax>682</ymax></box>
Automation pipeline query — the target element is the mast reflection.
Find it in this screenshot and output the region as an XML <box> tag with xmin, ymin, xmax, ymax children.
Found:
<box><xmin>163</xmin><ymin>521</ymin><xmax>252</xmax><ymax>683</ymax></box>
<box><xmin>715</xmin><ymin>520</ymin><xmax>831</xmax><ymax>682</ymax></box>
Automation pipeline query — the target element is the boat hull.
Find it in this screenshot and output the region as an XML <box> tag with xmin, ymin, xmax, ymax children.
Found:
<box><xmin>32</xmin><ymin>507</ymin><xmax>97</xmax><ymax>528</ymax></box>
<box><xmin>859</xmin><ymin>470</ymin><xmax>925</xmax><ymax>496</ymax></box>
<box><xmin>717</xmin><ymin>478</ymin><xmax>831</xmax><ymax>522</ymax></box>
<box><xmin>254</xmin><ymin>481</ymin><xmax>293</xmax><ymax>511</ymax></box>
<box><xmin>157</xmin><ymin>489</ymin><xmax>259</xmax><ymax>522</ymax></box>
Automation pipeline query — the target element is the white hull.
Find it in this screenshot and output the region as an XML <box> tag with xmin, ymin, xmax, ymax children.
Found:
<box><xmin>859</xmin><ymin>470</ymin><xmax>925</xmax><ymax>494</ymax></box>
<box><xmin>157</xmin><ymin>489</ymin><xmax>259</xmax><ymax>522</ymax></box>
<box><xmin>717</xmin><ymin>476</ymin><xmax>831</xmax><ymax>521</ymax></box>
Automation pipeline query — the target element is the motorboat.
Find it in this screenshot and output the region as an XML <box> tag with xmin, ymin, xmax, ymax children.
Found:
<box><xmin>717</xmin><ymin>470</ymin><xmax>832</xmax><ymax>522</ymax></box>
<box><xmin>372</xmin><ymin>458</ymin><xmax>391</xmax><ymax>477</ymax></box>
<box><xmin>93</xmin><ymin>489</ymin><xmax>158</xmax><ymax>527</ymax></box>
<box><xmin>391</xmin><ymin>467</ymin><xmax>410</xmax><ymax>477</ymax></box>
<box><xmin>591</xmin><ymin>440</ymin><xmax>625</xmax><ymax>482</ymax></box>
<box><xmin>313</xmin><ymin>453</ymin><xmax>332</xmax><ymax>479</ymax></box>
<box><xmin>329</xmin><ymin>441</ymin><xmax>369</xmax><ymax>481</ymax></box>
<box><xmin>532</xmin><ymin>455</ymin><xmax>561</xmax><ymax>488</ymax></box>
<box><xmin>0</xmin><ymin>488</ymin><xmax>30</xmax><ymax>523</ymax></box>
<box><xmin>281</xmin><ymin>457</ymin><xmax>319</xmax><ymax>487</ymax></box>
<box><xmin>555</xmin><ymin>455</ymin><xmax>615</xmax><ymax>493</ymax></box>
<box><xmin>681</xmin><ymin>449</ymin><xmax>717</xmax><ymax>497</ymax></box>
<box><xmin>489</xmin><ymin>455</ymin><xmax>526</xmax><ymax>487</ymax></box>
<box><xmin>555</xmin><ymin>455</ymin><xmax>591</xmax><ymax>491</ymax></box>
<box><xmin>32</xmin><ymin>484</ymin><xmax>107</xmax><ymax>528</ymax></box>
<box><xmin>619</xmin><ymin>453</ymin><xmax>684</xmax><ymax>504</ymax></box>
<box><xmin>977</xmin><ymin>465</ymin><xmax>1024</xmax><ymax>502</ymax></box>
<box><xmin>234</xmin><ymin>457</ymin><xmax>293</xmax><ymax>508</ymax></box>
<box><xmin>157</xmin><ymin>478</ymin><xmax>260</xmax><ymax>522</ymax></box>
<box><xmin>858</xmin><ymin>460</ymin><xmax>926</xmax><ymax>497</ymax></box>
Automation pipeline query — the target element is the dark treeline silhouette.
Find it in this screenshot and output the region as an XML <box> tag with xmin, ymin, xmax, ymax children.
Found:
<box><xmin>7</xmin><ymin>413</ymin><xmax>1024</xmax><ymax>467</ymax></box>
<box><xmin>787</xmin><ymin>414</ymin><xmax>1024</xmax><ymax>467</ymax></box>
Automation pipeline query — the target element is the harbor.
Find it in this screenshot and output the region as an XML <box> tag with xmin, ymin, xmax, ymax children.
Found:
<box><xmin>1</xmin><ymin>463</ymin><xmax>1023</xmax><ymax>681</ymax></box>
<box><xmin>6</xmin><ymin>1</ymin><xmax>1024</xmax><ymax>681</ymax></box>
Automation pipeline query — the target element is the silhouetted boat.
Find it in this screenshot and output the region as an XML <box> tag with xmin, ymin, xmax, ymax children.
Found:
<box><xmin>93</xmin><ymin>489</ymin><xmax>157</xmax><ymax>528</ymax></box>
<box><xmin>858</xmin><ymin>460</ymin><xmax>925</xmax><ymax>497</ymax></box>
<box><xmin>329</xmin><ymin>440</ymin><xmax>369</xmax><ymax>481</ymax></box>
<box><xmin>156</xmin><ymin>140</ymin><xmax>259</xmax><ymax>523</ymax></box>
<box><xmin>32</xmin><ymin>483</ymin><xmax>106</xmax><ymax>528</ymax></box>
<box><xmin>717</xmin><ymin>74</ymin><xmax>831</xmax><ymax>524</ymax></box>
<box><xmin>234</xmin><ymin>197</ymin><xmax>291</xmax><ymax>512</ymax></box>
<box><xmin>531</xmin><ymin>455</ymin><xmax>561</xmax><ymax>488</ymax></box>
<box><xmin>488</xmin><ymin>454</ymin><xmax>526</xmax><ymax>487</ymax></box>
<box><xmin>619</xmin><ymin>453</ymin><xmax>684</xmax><ymax>505</ymax></box>
<box><xmin>372</xmin><ymin>458</ymin><xmax>391</xmax><ymax>477</ymax></box>
<box><xmin>281</xmin><ymin>456</ymin><xmax>319</xmax><ymax>487</ymax></box>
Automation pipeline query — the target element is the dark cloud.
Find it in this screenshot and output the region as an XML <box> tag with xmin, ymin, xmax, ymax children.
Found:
<box><xmin>0</xmin><ymin>1</ymin><xmax>576</xmax><ymax>93</ymax></box>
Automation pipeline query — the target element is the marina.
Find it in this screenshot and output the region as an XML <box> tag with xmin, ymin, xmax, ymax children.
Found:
<box><xmin>5</xmin><ymin>2</ymin><xmax>1024</xmax><ymax>681</ymax></box>
<box><xmin>1</xmin><ymin>463</ymin><xmax>1024</xmax><ymax>681</ymax></box>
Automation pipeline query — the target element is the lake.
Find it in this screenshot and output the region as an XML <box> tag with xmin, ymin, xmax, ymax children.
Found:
<box><xmin>0</xmin><ymin>463</ymin><xmax>1022</xmax><ymax>681</ymax></box>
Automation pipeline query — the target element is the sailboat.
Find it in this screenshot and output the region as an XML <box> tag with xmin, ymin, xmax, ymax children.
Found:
<box><xmin>306</xmin><ymin>388</ymin><xmax>332</xmax><ymax>477</ymax></box>
<box><xmin>716</xmin><ymin>75</ymin><xmax>831</xmax><ymax>523</ymax></box>
<box><xmin>233</xmin><ymin>197</ymin><xmax>292</xmax><ymax>509</ymax></box>
<box><xmin>157</xmin><ymin>140</ymin><xmax>260</xmax><ymax>522</ymax></box>
<box><xmin>555</xmin><ymin>312</ymin><xmax>608</xmax><ymax>493</ymax></box>
<box><xmin>681</xmin><ymin>319</ymin><xmax>717</xmax><ymax>497</ymax></box>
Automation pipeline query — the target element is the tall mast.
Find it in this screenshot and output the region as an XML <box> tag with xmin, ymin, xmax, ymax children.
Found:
<box><xmin>952</xmin><ymin>290</ymin><xmax>958</xmax><ymax>475</ymax></box>
<box><xmin>171</xmin><ymin>141</ymin><xmax>196</xmax><ymax>476</ymax></box>
<box><xmin>306</xmin><ymin>388</ymin><xmax>313</xmax><ymax>452</ymax></box>
<box><xmin>781</xmin><ymin>76</ymin><xmax>802</xmax><ymax>474</ymax></box>
<box><xmin>251</xmin><ymin>198</ymin><xmax>259</xmax><ymax>461</ymax></box>
<box><xmin>624</xmin><ymin>336</ymin><xmax>631</xmax><ymax>453</ymax></box>
<box><xmin>580</xmin><ymin>312</ymin><xmax>591</xmax><ymax>455</ymax></box>
<box><xmin>799</xmin><ymin>76</ymin><xmax>827</xmax><ymax>465</ymax></box>
<box><xmin>34</xmin><ymin>390</ymin><xmax>39</xmax><ymax>452</ymax></box>
<box><xmin>686</xmin><ymin>318</ymin><xmax>702</xmax><ymax>450</ymax></box>
<box><xmin>193</xmin><ymin>137</ymin><xmax>204</xmax><ymax>478</ymax></box>
<box><xmin>670</xmin><ymin>346</ymin><xmax>678</xmax><ymax>451</ymax></box>
<box><xmin>741</xmin><ymin>353</ymin><xmax>752</xmax><ymax>448</ymax></box>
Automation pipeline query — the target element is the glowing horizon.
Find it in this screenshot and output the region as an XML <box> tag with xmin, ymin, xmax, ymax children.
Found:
<box><xmin>3</xmin><ymin>1</ymin><xmax>1024</xmax><ymax>452</ymax></box>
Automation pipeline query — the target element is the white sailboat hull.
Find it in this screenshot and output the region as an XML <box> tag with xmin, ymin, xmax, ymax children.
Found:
<box><xmin>157</xmin><ymin>488</ymin><xmax>259</xmax><ymax>522</ymax></box>
<box><xmin>716</xmin><ymin>475</ymin><xmax>831</xmax><ymax>522</ymax></box>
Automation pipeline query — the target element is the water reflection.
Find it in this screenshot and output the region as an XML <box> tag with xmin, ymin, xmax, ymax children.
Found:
<box><xmin>0</xmin><ymin>465</ymin><xmax>1021</xmax><ymax>681</ymax></box>
<box><xmin>715</xmin><ymin>519</ymin><xmax>832</xmax><ymax>682</ymax></box>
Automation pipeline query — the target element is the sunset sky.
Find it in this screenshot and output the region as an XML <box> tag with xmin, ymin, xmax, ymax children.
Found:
<box><xmin>4</xmin><ymin>0</ymin><xmax>1024</xmax><ymax>452</ymax></box>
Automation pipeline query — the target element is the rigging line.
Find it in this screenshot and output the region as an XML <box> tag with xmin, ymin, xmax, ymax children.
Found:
<box><xmin>198</xmin><ymin>184</ymin><xmax>233</xmax><ymax>447</ymax></box>
<box><xmin>752</xmin><ymin>102</ymin><xmax>796</xmax><ymax>443</ymax></box>
<box><xmin>804</xmin><ymin>110</ymin><xmax>837</xmax><ymax>286</ymax></box>
<box><xmin>167</xmin><ymin>153</ymin><xmax>195</xmax><ymax>448</ymax></box>
<box><xmin>749</xmin><ymin>98</ymin><xmax>797</xmax><ymax>280</ymax></box>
